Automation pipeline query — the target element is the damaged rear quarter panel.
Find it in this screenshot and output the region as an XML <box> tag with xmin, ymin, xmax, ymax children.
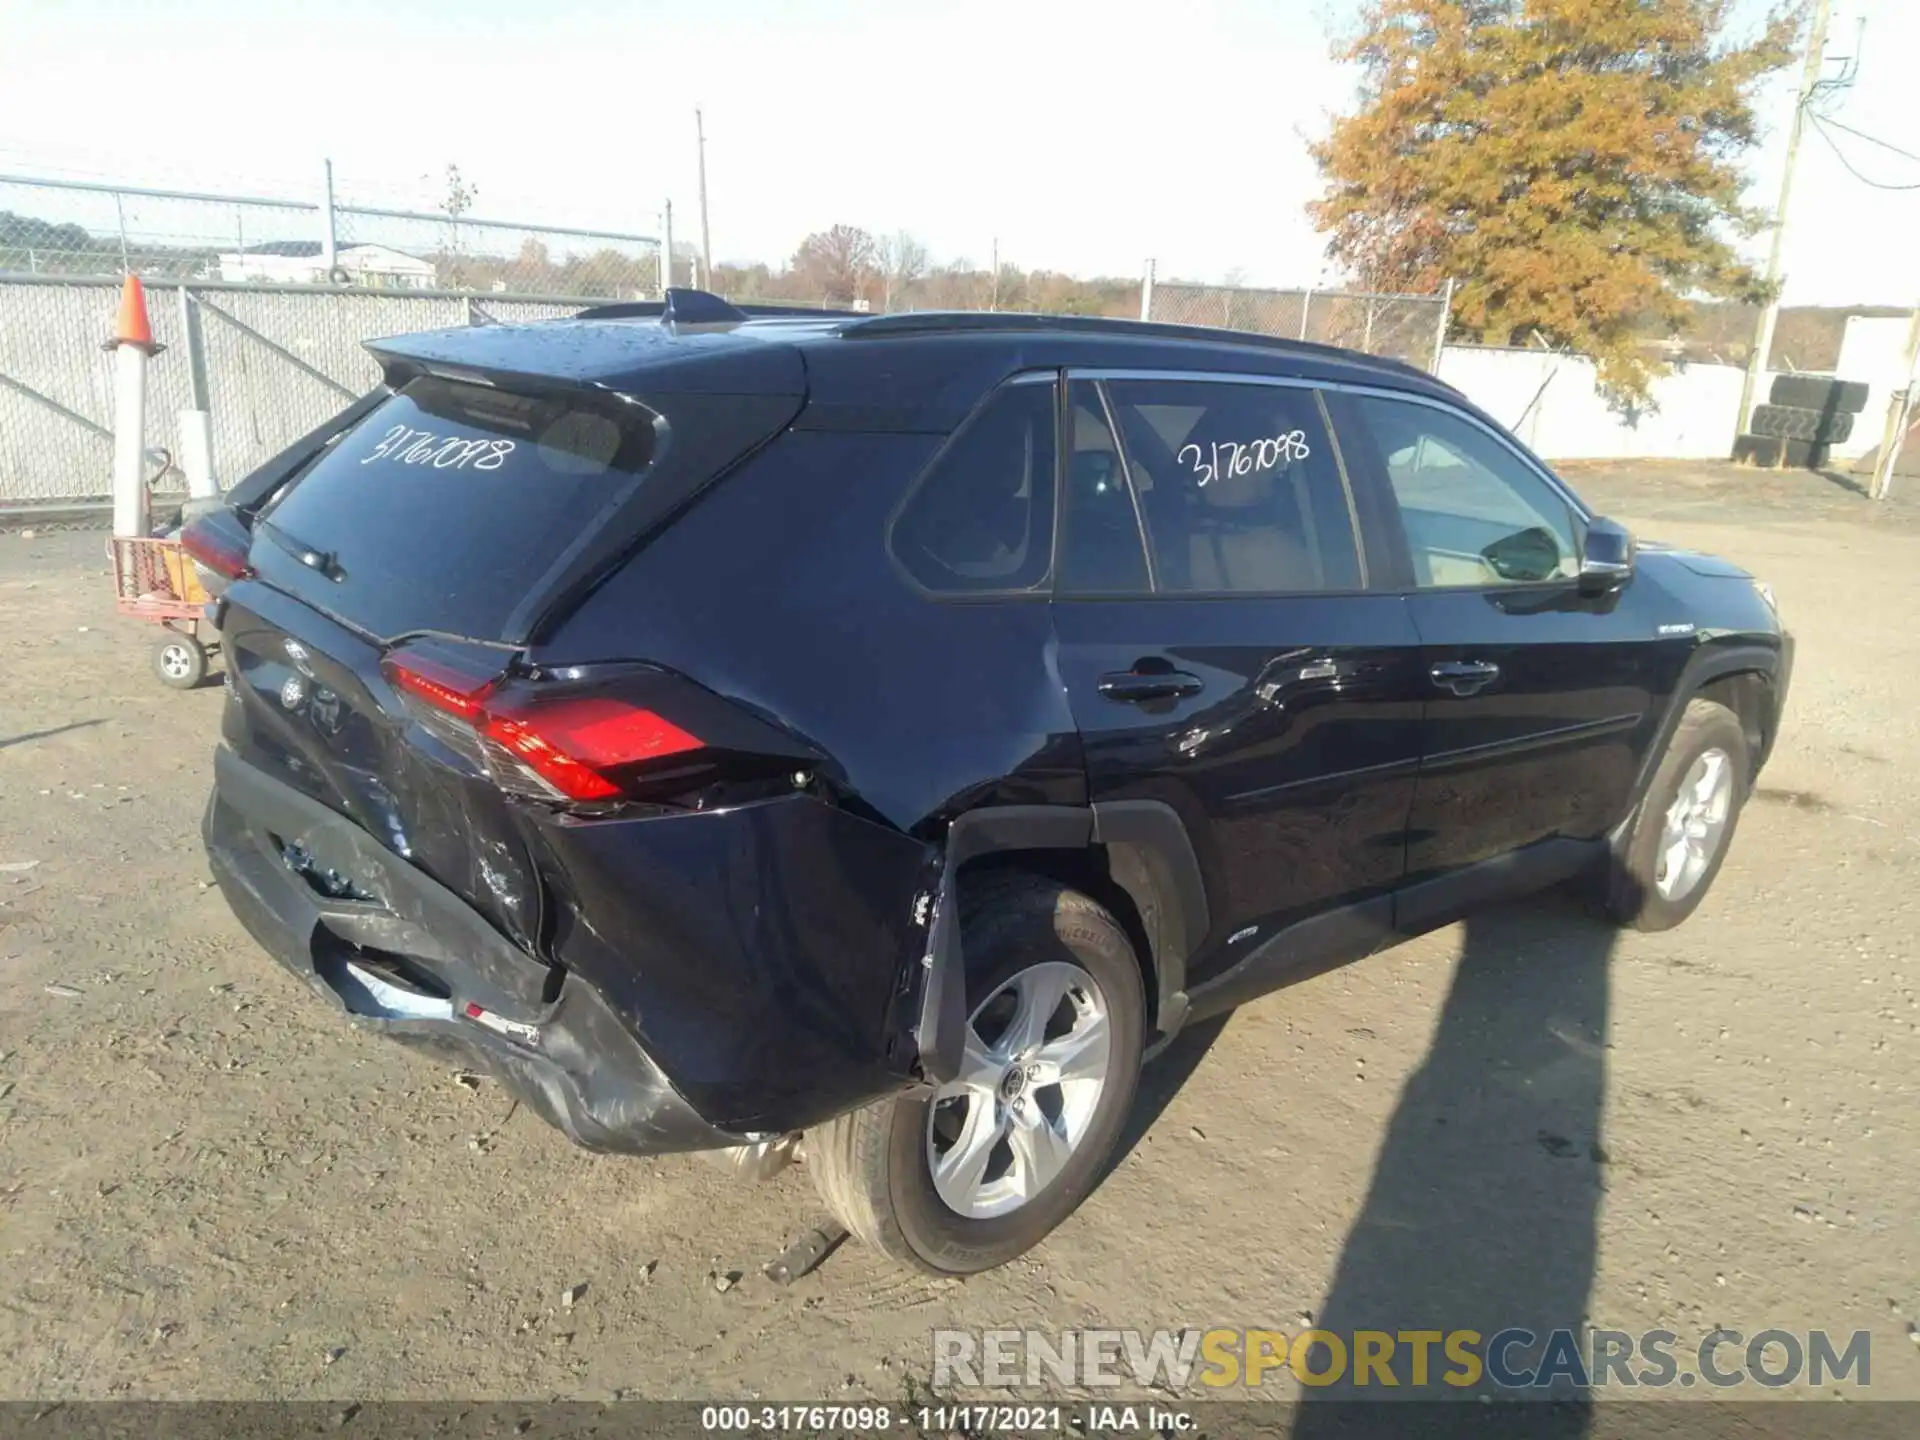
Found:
<box><xmin>533</xmin><ymin>428</ymin><xmax>1086</xmax><ymax>1128</ymax></box>
<box><xmin>528</xmin><ymin>794</ymin><xmax>933</xmax><ymax>1134</ymax></box>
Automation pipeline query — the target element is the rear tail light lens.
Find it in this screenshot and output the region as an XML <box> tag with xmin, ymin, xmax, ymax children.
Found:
<box><xmin>384</xmin><ymin>649</ymin><xmax>491</xmax><ymax>723</ymax></box>
<box><xmin>380</xmin><ymin>649</ymin><xmax>703</xmax><ymax>804</ymax></box>
<box><xmin>180</xmin><ymin>512</ymin><xmax>253</xmax><ymax>580</ymax></box>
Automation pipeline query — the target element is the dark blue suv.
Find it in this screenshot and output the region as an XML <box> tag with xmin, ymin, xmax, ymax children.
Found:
<box><xmin>190</xmin><ymin>291</ymin><xmax>1791</xmax><ymax>1275</ymax></box>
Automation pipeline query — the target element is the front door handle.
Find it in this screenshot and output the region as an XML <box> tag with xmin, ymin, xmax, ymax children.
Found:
<box><xmin>1098</xmin><ymin>670</ymin><xmax>1204</xmax><ymax>703</ymax></box>
<box><xmin>1429</xmin><ymin>659</ymin><xmax>1500</xmax><ymax>696</ymax></box>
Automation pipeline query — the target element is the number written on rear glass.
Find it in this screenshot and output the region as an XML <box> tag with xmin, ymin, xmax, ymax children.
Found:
<box><xmin>360</xmin><ymin>425</ymin><xmax>516</xmax><ymax>471</ymax></box>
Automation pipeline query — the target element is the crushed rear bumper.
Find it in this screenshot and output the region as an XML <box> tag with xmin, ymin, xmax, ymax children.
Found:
<box><xmin>202</xmin><ymin>744</ymin><xmax>749</xmax><ymax>1156</ymax></box>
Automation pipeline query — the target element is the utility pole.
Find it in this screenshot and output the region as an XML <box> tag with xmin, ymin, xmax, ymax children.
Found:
<box><xmin>1737</xmin><ymin>0</ymin><xmax>1833</xmax><ymax>436</ymax></box>
<box><xmin>695</xmin><ymin>107</ymin><xmax>713</xmax><ymax>291</ymax></box>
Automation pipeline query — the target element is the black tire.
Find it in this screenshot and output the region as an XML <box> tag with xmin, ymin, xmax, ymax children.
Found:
<box><xmin>808</xmin><ymin>873</ymin><xmax>1145</xmax><ymax>1275</ymax></box>
<box><xmin>1732</xmin><ymin>434</ymin><xmax>1830</xmax><ymax>470</ymax></box>
<box><xmin>1768</xmin><ymin>374</ymin><xmax>1867</xmax><ymax>415</ymax></box>
<box><xmin>1603</xmin><ymin>699</ymin><xmax>1748</xmax><ymax>932</ymax></box>
<box><xmin>1751</xmin><ymin>403</ymin><xmax>1852</xmax><ymax>445</ymax></box>
<box><xmin>153</xmin><ymin>634</ymin><xmax>208</xmax><ymax>690</ymax></box>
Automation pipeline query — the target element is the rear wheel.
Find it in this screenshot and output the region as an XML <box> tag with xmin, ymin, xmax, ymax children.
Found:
<box><xmin>809</xmin><ymin>874</ymin><xmax>1144</xmax><ymax>1274</ymax></box>
<box><xmin>153</xmin><ymin>634</ymin><xmax>207</xmax><ymax>690</ymax></box>
<box><xmin>1603</xmin><ymin>699</ymin><xmax>1748</xmax><ymax>931</ymax></box>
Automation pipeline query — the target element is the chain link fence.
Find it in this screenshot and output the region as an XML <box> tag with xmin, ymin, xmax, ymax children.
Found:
<box><xmin>0</xmin><ymin>278</ymin><xmax>596</xmax><ymax>509</ymax></box>
<box><xmin>1</xmin><ymin>172</ymin><xmax>659</xmax><ymax>298</ymax></box>
<box><xmin>1145</xmin><ymin>280</ymin><xmax>1453</xmax><ymax>372</ymax></box>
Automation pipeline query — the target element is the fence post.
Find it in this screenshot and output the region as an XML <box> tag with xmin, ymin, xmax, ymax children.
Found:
<box><xmin>1430</xmin><ymin>277</ymin><xmax>1456</xmax><ymax>374</ymax></box>
<box><xmin>320</xmin><ymin>159</ymin><xmax>339</xmax><ymax>277</ymax></box>
<box><xmin>177</xmin><ymin>287</ymin><xmax>211</xmax><ymax>411</ymax></box>
<box><xmin>1871</xmin><ymin>306</ymin><xmax>1920</xmax><ymax>501</ymax></box>
<box><xmin>175</xmin><ymin>285</ymin><xmax>218</xmax><ymax>499</ymax></box>
<box><xmin>661</xmin><ymin>199</ymin><xmax>675</xmax><ymax>296</ymax></box>
<box><xmin>1299</xmin><ymin>289</ymin><xmax>1313</xmax><ymax>341</ymax></box>
<box><xmin>1140</xmin><ymin>258</ymin><xmax>1156</xmax><ymax>321</ymax></box>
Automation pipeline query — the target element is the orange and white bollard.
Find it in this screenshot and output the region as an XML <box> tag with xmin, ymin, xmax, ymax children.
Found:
<box><xmin>106</xmin><ymin>275</ymin><xmax>161</xmax><ymax>538</ymax></box>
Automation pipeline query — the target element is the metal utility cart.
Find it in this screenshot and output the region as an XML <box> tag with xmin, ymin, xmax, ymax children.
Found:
<box><xmin>110</xmin><ymin>534</ymin><xmax>216</xmax><ymax>688</ymax></box>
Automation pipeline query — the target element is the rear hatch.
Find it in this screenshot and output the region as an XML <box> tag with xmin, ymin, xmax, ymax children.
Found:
<box><xmin>217</xmin><ymin>341</ymin><xmax>804</xmax><ymax>959</ymax></box>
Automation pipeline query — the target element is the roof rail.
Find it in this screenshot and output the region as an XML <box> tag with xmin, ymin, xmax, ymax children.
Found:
<box><xmin>570</xmin><ymin>300</ymin><xmax>665</xmax><ymax>321</ymax></box>
<box><xmin>569</xmin><ymin>291</ymin><xmax>867</xmax><ymax>325</ymax></box>
<box><xmin>839</xmin><ymin>309</ymin><xmax>1440</xmax><ymax>383</ymax></box>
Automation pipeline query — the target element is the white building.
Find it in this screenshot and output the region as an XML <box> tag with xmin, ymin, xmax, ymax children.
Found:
<box><xmin>213</xmin><ymin>241</ymin><xmax>436</xmax><ymax>289</ymax></box>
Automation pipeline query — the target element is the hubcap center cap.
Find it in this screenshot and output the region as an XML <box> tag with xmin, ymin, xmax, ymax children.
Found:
<box><xmin>998</xmin><ymin>1065</ymin><xmax>1026</xmax><ymax>1101</ymax></box>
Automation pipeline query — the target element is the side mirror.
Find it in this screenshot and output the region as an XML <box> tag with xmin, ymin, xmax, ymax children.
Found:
<box><xmin>1578</xmin><ymin>516</ymin><xmax>1636</xmax><ymax>594</ymax></box>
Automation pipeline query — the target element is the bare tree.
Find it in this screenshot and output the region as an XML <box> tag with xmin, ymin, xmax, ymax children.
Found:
<box><xmin>437</xmin><ymin>163</ymin><xmax>480</xmax><ymax>287</ymax></box>
<box><xmin>792</xmin><ymin>224</ymin><xmax>878</xmax><ymax>306</ymax></box>
<box><xmin>880</xmin><ymin>231</ymin><xmax>928</xmax><ymax>312</ymax></box>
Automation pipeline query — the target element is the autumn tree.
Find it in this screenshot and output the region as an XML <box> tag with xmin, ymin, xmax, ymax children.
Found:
<box><xmin>1311</xmin><ymin>0</ymin><xmax>1798</xmax><ymax>398</ymax></box>
<box><xmin>792</xmin><ymin>224</ymin><xmax>879</xmax><ymax>305</ymax></box>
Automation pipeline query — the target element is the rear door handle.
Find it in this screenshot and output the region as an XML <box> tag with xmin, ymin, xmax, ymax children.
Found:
<box><xmin>1098</xmin><ymin>670</ymin><xmax>1204</xmax><ymax>703</ymax></box>
<box><xmin>1429</xmin><ymin>659</ymin><xmax>1500</xmax><ymax>696</ymax></box>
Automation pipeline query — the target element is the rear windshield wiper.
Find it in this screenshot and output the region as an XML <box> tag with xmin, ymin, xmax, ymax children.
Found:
<box><xmin>256</xmin><ymin>517</ymin><xmax>345</xmax><ymax>582</ymax></box>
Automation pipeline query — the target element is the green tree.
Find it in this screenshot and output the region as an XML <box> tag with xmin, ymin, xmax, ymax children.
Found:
<box><xmin>1312</xmin><ymin>0</ymin><xmax>1798</xmax><ymax>398</ymax></box>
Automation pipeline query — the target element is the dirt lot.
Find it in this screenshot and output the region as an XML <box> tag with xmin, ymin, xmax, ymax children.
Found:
<box><xmin>1</xmin><ymin>461</ymin><xmax>1917</xmax><ymax>1405</ymax></box>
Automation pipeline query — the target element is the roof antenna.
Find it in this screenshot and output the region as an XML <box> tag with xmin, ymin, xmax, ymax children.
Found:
<box><xmin>659</xmin><ymin>288</ymin><xmax>749</xmax><ymax>333</ymax></box>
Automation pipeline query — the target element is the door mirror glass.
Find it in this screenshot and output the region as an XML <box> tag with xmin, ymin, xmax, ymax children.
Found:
<box><xmin>1481</xmin><ymin>525</ymin><xmax>1566</xmax><ymax>583</ymax></box>
<box><xmin>1578</xmin><ymin>516</ymin><xmax>1636</xmax><ymax>593</ymax></box>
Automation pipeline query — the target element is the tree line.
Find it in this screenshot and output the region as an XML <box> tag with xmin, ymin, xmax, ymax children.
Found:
<box><xmin>705</xmin><ymin>223</ymin><xmax>1141</xmax><ymax>317</ymax></box>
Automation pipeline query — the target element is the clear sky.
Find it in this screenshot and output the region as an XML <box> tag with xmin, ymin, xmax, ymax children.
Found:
<box><xmin>0</xmin><ymin>0</ymin><xmax>1913</xmax><ymax>306</ymax></box>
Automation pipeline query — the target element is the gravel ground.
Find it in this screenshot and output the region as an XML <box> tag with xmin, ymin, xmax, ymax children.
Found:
<box><xmin>1</xmin><ymin>461</ymin><xmax>1916</xmax><ymax>1405</ymax></box>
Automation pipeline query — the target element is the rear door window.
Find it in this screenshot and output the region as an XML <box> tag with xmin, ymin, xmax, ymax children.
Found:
<box><xmin>1101</xmin><ymin>378</ymin><xmax>1362</xmax><ymax>594</ymax></box>
<box><xmin>889</xmin><ymin>379</ymin><xmax>1056</xmax><ymax>594</ymax></box>
<box><xmin>252</xmin><ymin>377</ymin><xmax>657</xmax><ymax>640</ymax></box>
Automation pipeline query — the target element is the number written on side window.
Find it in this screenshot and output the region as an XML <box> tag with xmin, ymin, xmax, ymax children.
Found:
<box><xmin>1100</xmin><ymin>379</ymin><xmax>1360</xmax><ymax>595</ymax></box>
<box><xmin>1175</xmin><ymin>429</ymin><xmax>1312</xmax><ymax>488</ymax></box>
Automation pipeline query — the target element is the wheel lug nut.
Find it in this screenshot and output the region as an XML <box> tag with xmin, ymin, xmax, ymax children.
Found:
<box><xmin>1026</xmin><ymin>1064</ymin><xmax>1041</xmax><ymax>1079</ymax></box>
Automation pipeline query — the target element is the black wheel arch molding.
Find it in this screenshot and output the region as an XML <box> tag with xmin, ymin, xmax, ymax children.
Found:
<box><xmin>1618</xmin><ymin>634</ymin><xmax>1792</xmax><ymax>840</ymax></box>
<box><xmin>909</xmin><ymin>800</ymin><xmax>1210</xmax><ymax>1083</ymax></box>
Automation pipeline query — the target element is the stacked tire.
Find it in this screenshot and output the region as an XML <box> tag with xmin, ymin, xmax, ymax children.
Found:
<box><xmin>1733</xmin><ymin>376</ymin><xmax>1869</xmax><ymax>469</ymax></box>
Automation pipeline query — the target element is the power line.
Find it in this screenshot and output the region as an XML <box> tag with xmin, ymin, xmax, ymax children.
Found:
<box><xmin>1807</xmin><ymin>113</ymin><xmax>1920</xmax><ymax>191</ymax></box>
<box><xmin>1810</xmin><ymin>111</ymin><xmax>1920</xmax><ymax>166</ymax></box>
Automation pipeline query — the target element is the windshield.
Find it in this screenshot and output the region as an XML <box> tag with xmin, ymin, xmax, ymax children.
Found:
<box><xmin>252</xmin><ymin>376</ymin><xmax>658</xmax><ymax>641</ymax></box>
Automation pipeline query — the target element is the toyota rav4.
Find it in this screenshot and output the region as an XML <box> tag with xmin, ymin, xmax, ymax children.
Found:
<box><xmin>191</xmin><ymin>291</ymin><xmax>1791</xmax><ymax>1275</ymax></box>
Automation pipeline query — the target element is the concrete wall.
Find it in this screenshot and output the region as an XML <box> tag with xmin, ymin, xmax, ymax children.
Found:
<box><xmin>1440</xmin><ymin>324</ymin><xmax>1916</xmax><ymax>468</ymax></box>
<box><xmin>1436</xmin><ymin>344</ymin><xmax>1746</xmax><ymax>462</ymax></box>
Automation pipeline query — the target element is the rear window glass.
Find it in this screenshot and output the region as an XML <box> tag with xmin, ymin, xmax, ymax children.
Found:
<box><xmin>253</xmin><ymin>377</ymin><xmax>657</xmax><ymax>639</ymax></box>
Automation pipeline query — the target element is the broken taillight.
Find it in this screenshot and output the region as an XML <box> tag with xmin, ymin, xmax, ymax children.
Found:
<box><xmin>381</xmin><ymin>647</ymin><xmax>703</xmax><ymax>803</ymax></box>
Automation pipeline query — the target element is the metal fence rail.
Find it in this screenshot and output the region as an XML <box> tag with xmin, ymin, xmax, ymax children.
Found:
<box><xmin>1146</xmin><ymin>280</ymin><xmax>1453</xmax><ymax>372</ymax></box>
<box><xmin>0</xmin><ymin>171</ymin><xmax>660</xmax><ymax>298</ymax></box>
<box><xmin>0</xmin><ymin>277</ymin><xmax>591</xmax><ymax>507</ymax></box>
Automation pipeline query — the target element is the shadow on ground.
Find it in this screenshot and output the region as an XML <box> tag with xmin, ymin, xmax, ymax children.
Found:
<box><xmin>1291</xmin><ymin>894</ymin><xmax>1616</xmax><ymax>1433</ymax></box>
<box><xmin>1107</xmin><ymin>1012</ymin><xmax>1231</xmax><ymax>1175</ymax></box>
<box><xmin>0</xmin><ymin>717</ymin><xmax>105</xmax><ymax>750</ymax></box>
